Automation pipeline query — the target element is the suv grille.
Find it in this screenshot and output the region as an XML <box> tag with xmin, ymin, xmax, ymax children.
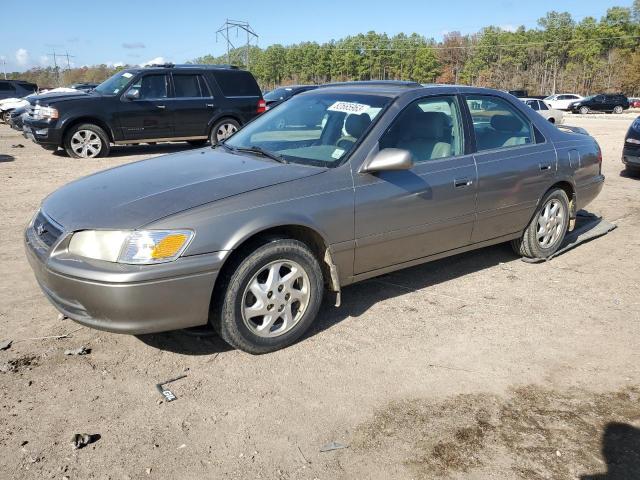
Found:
<box><xmin>32</xmin><ymin>211</ymin><xmax>64</xmax><ymax>248</ymax></box>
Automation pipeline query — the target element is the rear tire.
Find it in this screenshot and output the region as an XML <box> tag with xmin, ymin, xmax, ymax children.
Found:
<box><xmin>63</xmin><ymin>123</ymin><xmax>110</xmax><ymax>159</ymax></box>
<box><xmin>211</xmin><ymin>239</ymin><xmax>324</xmax><ymax>354</ymax></box>
<box><xmin>613</xmin><ymin>105</ymin><xmax>624</xmax><ymax>114</ymax></box>
<box><xmin>511</xmin><ymin>188</ymin><xmax>570</xmax><ymax>259</ymax></box>
<box><xmin>209</xmin><ymin>118</ymin><xmax>240</xmax><ymax>145</ymax></box>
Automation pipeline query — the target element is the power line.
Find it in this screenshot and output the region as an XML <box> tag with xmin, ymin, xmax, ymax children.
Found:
<box><xmin>216</xmin><ymin>19</ymin><xmax>258</xmax><ymax>68</ymax></box>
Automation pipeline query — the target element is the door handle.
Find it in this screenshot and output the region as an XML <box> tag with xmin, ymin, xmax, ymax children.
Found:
<box><xmin>454</xmin><ymin>178</ymin><xmax>473</xmax><ymax>188</ymax></box>
<box><xmin>206</xmin><ymin>104</ymin><xmax>215</xmax><ymax>108</ymax></box>
<box><xmin>156</xmin><ymin>105</ymin><xmax>166</xmax><ymax>109</ymax></box>
<box><xmin>539</xmin><ymin>163</ymin><xmax>552</xmax><ymax>171</ymax></box>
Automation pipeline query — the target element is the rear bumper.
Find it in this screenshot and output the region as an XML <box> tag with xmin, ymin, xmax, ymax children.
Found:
<box><xmin>622</xmin><ymin>145</ymin><xmax>640</xmax><ymax>167</ymax></box>
<box><xmin>576</xmin><ymin>174</ymin><xmax>605</xmax><ymax>211</ymax></box>
<box><xmin>25</xmin><ymin>226</ymin><xmax>225</xmax><ymax>335</ymax></box>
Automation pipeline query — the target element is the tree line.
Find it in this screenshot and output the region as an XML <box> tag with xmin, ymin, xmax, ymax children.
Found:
<box><xmin>7</xmin><ymin>3</ymin><xmax>640</xmax><ymax>96</ymax></box>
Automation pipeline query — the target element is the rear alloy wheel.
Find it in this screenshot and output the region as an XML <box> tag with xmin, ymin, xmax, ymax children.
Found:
<box><xmin>209</xmin><ymin>118</ymin><xmax>240</xmax><ymax>145</ymax></box>
<box><xmin>211</xmin><ymin>239</ymin><xmax>324</xmax><ymax>354</ymax></box>
<box><xmin>613</xmin><ymin>105</ymin><xmax>624</xmax><ymax>114</ymax></box>
<box><xmin>512</xmin><ymin>188</ymin><xmax>569</xmax><ymax>259</ymax></box>
<box><xmin>579</xmin><ymin>106</ymin><xmax>590</xmax><ymax>115</ymax></box>
<box><xmin>64</xmin><ymin>123</ymin><xmax>110</xmax><ymax>159</ymax></box>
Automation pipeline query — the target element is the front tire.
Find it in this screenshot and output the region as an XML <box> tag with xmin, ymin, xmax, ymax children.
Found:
<box><xmin>579</xmin><ymin>106</ymin><xmax>589</xmax><ymax>115</ymax></box>
<box><xmin>211</xmin><ymin>239</ymin><xmax>324</xmax><ymax>354</ymax></box>
<box><xmin>64</xmin><ymin>123</ymin><xmax>110</xmax><ymax>159</ymax></box>
<box><xmin>209</xmin><ymin>118</ymin><xmax>240</xmax><ymax>145</ymax></box>
<box><xmin>512</xmin><ymin>188</ymin><xmax>570</xmax><ymax>259</ymax></box>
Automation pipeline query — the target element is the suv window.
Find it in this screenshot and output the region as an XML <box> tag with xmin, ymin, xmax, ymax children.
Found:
<box><xmin>466</xmin><ymin>95</ymin><xmax>533</xmax><ymax>151</ymax></box>
<box><xmin>213</xmin><ymin>71</ymin><xmax>260</xmax><ymax>97</ymax></box>
<box><xmin>380</xmin><ymin>95</ymin><xmax>463</xmax><ymax>163</ymax></box>
<box><xmin>130</xmin><ymin>74</ymin><xmax>169</xmax><ymax>100</ymax></box>
<box><xmin>0</xmin><ymin>81</ymin><xmax>16</xmax><ymax>92</ymax></box>
<box><xmin>173</xmin><ymin>74</ymin><xmax>211</xmax><ymax>98</ymax></box>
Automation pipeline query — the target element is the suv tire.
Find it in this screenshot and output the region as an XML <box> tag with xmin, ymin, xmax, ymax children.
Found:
<box><xmin>64</xmin><ymin>123</ymin><xmax>110</xmax><ymax>159</ymax></box>
<box><xmin>579</xmin><ymin>106</ymin><xmax>589</xmax><ymax>115</ymax></box>
<box><xmin>209</xmin><ymin>118</ymin><xmax>240</xmax><ymax>145</ymax></box>
<box><xmin>211</xmin><ymin>239</ymin><xmax>324</xmax><ymax>354</ymax></box>
<box><xmin>512</xmin><ymin>188</ymin><xmax>570</xmax><ymax>259</ymax></box>
<box><xmin>613</xmin><ymin>105</ymin><xmax>624</xmax><ymax>114</ymax></box>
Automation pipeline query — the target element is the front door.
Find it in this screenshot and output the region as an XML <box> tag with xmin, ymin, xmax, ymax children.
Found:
<box><xmin>463</xmin><ymin>94</ymin><xmax>556</xmax><ymax>242</ymax></box>
<box><xmin>170</xmin><ymin>72</ymin><xmax>215</xmax><ymax>138</ymax></box>
<box><xmin>117</xmin><ymin>73</ymin><xmax>174</xmax><ymax>141</ymax></box>
<box><xmin>353</xmin><ymin>95</ymin><xmax>477</xmax><ymax>274</ymax></box>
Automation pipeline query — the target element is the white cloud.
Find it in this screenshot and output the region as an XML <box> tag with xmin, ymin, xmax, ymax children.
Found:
<box><xmin>106</xmin><ymin>61</ymin><xmax>125</xmax><ymax>68</ymax></box>
<box><xmin>15</xmin><ymin>48</ymin><xmax>29</xmax><ymax>66</ymax></box>
<box><xmin>140</xmin><ymin>56</ymin><xmax>168</xmax><ymax>67</ymax></box>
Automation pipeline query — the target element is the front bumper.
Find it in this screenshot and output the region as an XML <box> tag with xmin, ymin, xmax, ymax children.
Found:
<box><xmin>22</xmin><ymin>117</ymin><xmax>63</xmax><ymax>148</ymax></box>
<box><xmin>623</xmin><ymin>144</ymin><xmax>640</xmax><ymax>167</ymax></box>
<box><xmin>25</xmin><ymin>224</ymin><xmax>225</xmax><ymax>334</ymax></box>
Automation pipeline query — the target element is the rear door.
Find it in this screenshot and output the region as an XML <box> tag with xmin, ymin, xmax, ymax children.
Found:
<box><xmin>117</xmin><ymin>73</ymin><xmax>174</xmax><ymax>141</ymax></box>
<box><xmin>170</xmin><ymin>72</ymin><xmax>213</xmax><ymax>138</ymax></box>
<box><xmin>353</xmin><ymin>94</ymin><xmax>477</xmax><ymax>273</ymax></box>
<box><xmin>464</xmin><ymin>94</ymin><xmax>556</xmax><ymax>243</ymax></box>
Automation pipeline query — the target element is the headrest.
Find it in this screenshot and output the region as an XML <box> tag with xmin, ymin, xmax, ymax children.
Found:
<box><xmin>400</xmin><ymin>109</ymin><xmax>449</xmax><ymax>140</ymax></box>
<box><xmin>491</xmin><ymin>114</ymin><xmax>522</xmax><ymax>133</ymax></box>
<box><xmin>344</xmin><ymin>113</ymin><xmax>371</xmax><ymax>138</ymax></box>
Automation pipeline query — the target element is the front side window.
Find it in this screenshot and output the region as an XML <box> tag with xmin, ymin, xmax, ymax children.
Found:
<box><xmin>129</xmin><ymin>74</ymin><xmax>169</xmax><ymax>100</ymax></box>
<box><xmin>539</xmin><ymin>101</ymin><xmax>549</xmax><ymax>111</ymax></box>
<box><xmin>466</xmin><ymin>95</ymin><xmax>533</xmax><ymax>151</ymax></box>
<box><xmin>225</xmin><ymin>92</ymin><xmax>391</xmax><ymax>167</ymax></box>
<box><xmin>379</xmin><ymin>95</ymin><xmax>463</xmax><ymax>163</ymax></box>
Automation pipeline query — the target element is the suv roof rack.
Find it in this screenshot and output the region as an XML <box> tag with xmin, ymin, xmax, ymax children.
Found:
<box><xmin>143</xmin><ymin>63</ymin><xmax>240</xmax><ymax>70</ymax></box>
<box><xmin>322</xmin><ymin>80</ymin><xmax>422</xmax><ymax>88</ymax></box>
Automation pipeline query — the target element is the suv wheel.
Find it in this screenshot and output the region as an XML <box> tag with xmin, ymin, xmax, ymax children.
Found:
<box><xmin>512</xmin><ymin>188</ymin><xmax>569</xmax><ymax>259</ymax></box>
<box><xmin>613</xmin><ymin>105</ymin><xmax>624</xmax><ymax>114</ymax></box>
<box><xmin>64</xmin><ymin>123</ymin><xmax>110</xmax><ymax>159</ymax></box>
<box><xmin>579</xmin><ymin>106</ymin><xmax>589</xmax><ymax>115</ymax></box>
<box><xmin>211</xmin><ymin>239</ymin><xmax>324</xmax><ymax>354</ymax></box>
<box><xmin>209</xmin><ymin>118</ymin><xmax>240</xmax><ymax>145</ymax></box>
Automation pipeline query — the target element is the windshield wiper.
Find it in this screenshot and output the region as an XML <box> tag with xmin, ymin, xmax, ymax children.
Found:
<box><xmin>234</xmin><ymin>145</ymin><xmax>287</xmax><ymax>163</ymax></box>
<box><xmin>215</xmin><ymin>142</ymin><xmax>235</xmax><ymax>153</ymax></box>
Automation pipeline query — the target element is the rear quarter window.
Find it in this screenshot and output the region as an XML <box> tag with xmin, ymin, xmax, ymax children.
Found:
<box><xmin>212</xmin><ymin>71</ymin><xmax>261</xmax><ymax>97</ymax></box>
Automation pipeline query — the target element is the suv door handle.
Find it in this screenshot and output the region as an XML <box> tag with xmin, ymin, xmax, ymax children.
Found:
<box><xmin>539</xmin><ymin>163</ymin><xmax>551</xmax><ymax>171</ymax></box>
<box><xmin>206</xmin><ymin>104</ymin><xmax>215</xmax><ymax>108</ymax></box>
<box><xmin>156</xmin><ymin>105</ymin><xmax>166</xmax><ymax>109</ymax></box>
<box><xmin>454</xmin><ymin>178</ymin><xmax>473</xmax><ymax>188</ymax></box>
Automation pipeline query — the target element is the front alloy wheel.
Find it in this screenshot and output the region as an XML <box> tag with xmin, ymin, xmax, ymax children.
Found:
<box><xmin>613</xmin><ymin>105</ymin><xmax>623</xmax><ymax>114</ymax></box>
<box><xmin>211</xmin><ymin>238</ymin><xmax>324</xmax><ymax>354</ymax></box>
<box><xmin>64</xmin><ymin>123</ymin><xmax>110</xmax><ymax>159</ymax></box>
<box><xmin>579</xmin><ymin>106</ymin><xmax>589</xmax><ymax>115</ymax></box>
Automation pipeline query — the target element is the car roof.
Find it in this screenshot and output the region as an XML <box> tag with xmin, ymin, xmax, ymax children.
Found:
<box><xmin>304</xmin><ymin>82</ymin><xmax>515</xmax><ymax>99</ymax></box>
<box><xmin>125</xmin><ymin>64</ymin><xmax>245</xmax><ymax>74</ymax></box>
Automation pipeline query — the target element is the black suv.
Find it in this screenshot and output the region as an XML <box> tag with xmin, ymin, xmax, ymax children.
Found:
<box><xmin>22</xmin><ymin>64</ymin><xmax>265</xmax><ymax>158</ymax></box>
<box><xmin>0</xmin><ymin>80</ymin><xmax>38</xmax><ymax>100</ymax></box>
<box><xmin>568</xmin><ymin>94</ymin><xmax>630</xmax><ymax>114</ymax></box>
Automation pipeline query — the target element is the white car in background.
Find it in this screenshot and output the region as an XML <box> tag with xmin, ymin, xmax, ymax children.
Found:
<box><xmin>544</xmin><ymin>94</ymin><xmax>583</xmax><ymax>111</ymax></box>
<box><xmin>521</xmin><ymin>98</ymin><xmax>564</xmax><ymax>124</ymax></box>
<box><xmin>0</xmin><ymin>87</ymin><xmax>78</xmax><ymax>122</ymax></box>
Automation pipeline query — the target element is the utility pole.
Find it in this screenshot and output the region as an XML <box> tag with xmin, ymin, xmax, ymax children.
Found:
<box><xmin>216</xmin><ymin>19</ymin><xmax>258</xmax><ymax>69</ymax></box>
<box><xmin>1</xmin><ymin>58</ymin><xmax>7</xmax><ymax>79</ymax></box>
<box><xmin>47</xmin><ymin>50</ymin><xmax>60</xmax><ymax>86</ymax></box>
<box><xmin>63</xmin><ymin>51</ymin><xmax>75</xmax><ymax>70</ymax></box>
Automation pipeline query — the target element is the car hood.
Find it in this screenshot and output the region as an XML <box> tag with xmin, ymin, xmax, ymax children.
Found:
<box><xmin>42</xmin><ymin>148</ymin><xmax>326</xmax><ymax>231</ymax></box>
<box><xmin>29</xmin><ymin>91</ymin><xmax>90</xmax><ymax>105</ymax></box>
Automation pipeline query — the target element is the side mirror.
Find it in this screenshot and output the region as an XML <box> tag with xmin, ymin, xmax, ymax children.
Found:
<box><xmin>361</xmin><ymin>148</ymin><xmax>414</xmax><ymax>173</ymax></box>
<box><xmin>124</xmin><ymin>89</ymin><xmax>140</xmax><ymax>101</ymax></box>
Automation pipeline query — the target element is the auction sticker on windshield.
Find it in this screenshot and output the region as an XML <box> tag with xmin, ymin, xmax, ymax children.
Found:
<box><xmin>122</xmin><ymin>72</ymin><xmax>133</xmax><ymax>78</ymax></box>
<box><xmin>328</xmin><ymin>101</ymin><xmax>371</xmax><ymax>115</ymax></box>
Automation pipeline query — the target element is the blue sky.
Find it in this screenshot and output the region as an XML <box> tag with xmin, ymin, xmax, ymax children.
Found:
<box><xmin>0</xmin><ymin>0</ymin><xmax>629</xmax><ymax>72</ymax></box>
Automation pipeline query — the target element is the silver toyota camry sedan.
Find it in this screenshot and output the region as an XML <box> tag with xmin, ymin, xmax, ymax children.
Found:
<box><xmin>25</xmin><ymin>82</ymin><xmax>604</xmax><ymax>354</ymax></box>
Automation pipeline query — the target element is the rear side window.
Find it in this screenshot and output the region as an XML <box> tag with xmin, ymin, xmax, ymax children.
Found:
<box><xmin>0</xmin><ymin>81</ymin><xmax>16</xmax><ymax>92</ymax></box>
<box><xmin>466</xmin><ymin>95</ymin><xmax>533</xmax><ymax>152</ymax></box>
<box><xmin>213</xmin><ymin>71</ymin><xmax>260</xmax><ymax>97</ymax></box>
<box><xmin>173</xmin><ymin>74</ymin><xmax>211</xmax><ymax>97</ymax></box>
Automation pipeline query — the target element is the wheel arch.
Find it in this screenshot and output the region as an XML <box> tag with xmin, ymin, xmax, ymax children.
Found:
<box><xmin>207</xmin><ymin>113</ymin><xmax>243</xmax><ymax>134</ymax></box>
<box><xmin>60</xmin><ymin>116</ymin><xmax>115</xmax><ymax>146</ymax></box>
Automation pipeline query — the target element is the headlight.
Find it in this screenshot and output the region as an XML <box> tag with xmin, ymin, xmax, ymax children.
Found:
<box><xmin>68</xmin><ymin>229</ymin><xmax>194</xmax><ymax>264</ymax></box>
<box><xmin>32</xmin><ymin>105</ymin><xmax>58</xmax><ymax>120</ymax></box>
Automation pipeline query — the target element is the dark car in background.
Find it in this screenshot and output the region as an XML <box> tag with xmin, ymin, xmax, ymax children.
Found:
<box><xmin>622</xmin><ymin>116</ymin><xmax>640</xmax><ymax>175</ymax></box>
<box><xmin>25</xmin><ymin>82</ymin><xmax>604</xmax><ymax>354</ymax></box>
<box><xmin>569</xmin><ymin>94</ymin><xmax>629</xmax><ymax>114</ymax></box>
<box><xmin>22</xmin><ymin>64</ymin><xmax>265</xmax><ymax>158</ymax></box>
<box><xmin>0</xmin><ymin>80</ymin><xmax>38</xmax><ymax>100</ymax></box>
<box><xmin>264</xmin><ymin>85</ymin><xmax>319</xmax><ymax>110</ymax></box>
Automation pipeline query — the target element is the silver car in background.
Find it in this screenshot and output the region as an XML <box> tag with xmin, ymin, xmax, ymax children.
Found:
<box><xmin>521</xmin><ymin>98</ymin><xmax>564</xmax><ymax>124</ymax></box>
<box><xmin>25</xmin><ymin>82</ymin><xmax>604</xmax><ymax>354</ymax></box>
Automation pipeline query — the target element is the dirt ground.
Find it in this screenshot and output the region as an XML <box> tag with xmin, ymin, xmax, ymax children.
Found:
<box><xmin>1</xmin><ymin>114</ymin><xmax>639</xmax><ymax>480</ymax></box>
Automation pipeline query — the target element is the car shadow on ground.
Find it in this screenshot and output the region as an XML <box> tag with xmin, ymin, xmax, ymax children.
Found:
<box><xmin>138</xmin><ymin>242</ymin><xmax>518</xmax><ymax>356</ymax></box>
<box><xmin>0</xmin><ymin>154</ymin><xmax>15</xmax><ymax>162</ymax></box>
<box><xmin>52</xmin><ymin>142</ymin><xmax>203</xmax><ymax>158</ymax></box>
<box><xmin>620</xmin><ymin>168</ymin><xmax>640</xmax><ymax>179</ymax></box>
<box><xmin>580</xmin><ymin>422</ymin><xmax>640</xmax><ymax>479</ymax></box>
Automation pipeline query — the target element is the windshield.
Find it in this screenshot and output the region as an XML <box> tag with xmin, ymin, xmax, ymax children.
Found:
<box><xmin>264</xmin><ymin>88</ymin><xmax>293</xmax><ymax>102</ymax></box>
<box><xmin>225</xmin><ymin>92</ymin><xmax>391</xmax><ymax>167</ymax></box>
<box><xmin>93</xmin><ymin>71</ymin><xmax>136</xmax><ymax>95</ymax></box>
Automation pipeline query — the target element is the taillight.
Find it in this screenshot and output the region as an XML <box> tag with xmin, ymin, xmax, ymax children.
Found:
<box><xmin>257</xmin><ymin>99</ymin><xmax>266</xmax><ymax>114</ymax></box>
